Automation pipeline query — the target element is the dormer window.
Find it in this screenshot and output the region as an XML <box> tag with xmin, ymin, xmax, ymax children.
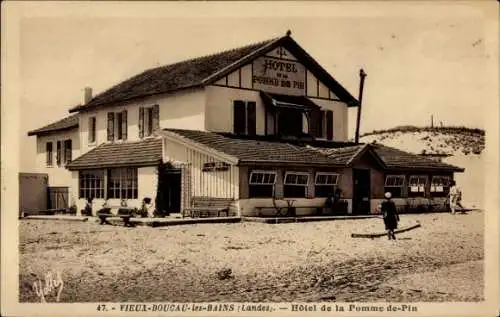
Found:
<box><xmin>233</xmin><ymin>100</ymin><xmax>256</xmax><ymax>136</ymax></box>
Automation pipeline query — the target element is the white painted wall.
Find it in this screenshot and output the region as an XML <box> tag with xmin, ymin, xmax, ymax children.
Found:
<box><xmin>309</xmin><ymin>98</ymin><xmax>349</xmax><ymax>142</ymax></box>
<box><xmin>35</xmin><ymin>129</ymin><xmax>80</xmax><ymax>189</ymax></box>
<box><xmin>205</xmin><ymin>85</ymin><xmax>265</xmax><ymax>134</ymax></box>
<box><xmin>138</xmin><ymin>166</ymin><xmax>158</xmax><ymax>206</ymax></box>
<box><xmin>158</xmin><ymin>88</ymin><xmax>206</xmax><ymax>131</ymax></box>
<box><xmin>306</xmin><ymin>69</ymin><xmax>339</xmax><ymax>100</ymax></box>
<box><xmin>78</xmin><ymin>88</ymin><xmax>206</xmax><ymax>156</ymax></box>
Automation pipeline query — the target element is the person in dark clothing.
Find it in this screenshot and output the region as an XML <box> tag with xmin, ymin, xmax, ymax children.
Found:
<box><xmin>381</xmin><ymin>192</ymin><xmax>399</xmax><ymax>240</ymax></box>
<box><xmin>84</xmin><ymin>197</ymin><xmax>93</xmax><ymax>216</ymax></box>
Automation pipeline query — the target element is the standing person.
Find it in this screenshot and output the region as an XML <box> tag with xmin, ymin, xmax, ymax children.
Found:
<box><xmin>449</xmin><ymin>180</ymin><xmax>463</xmax><ymax>214</ymax></box>
<box><xmin>381</xmin><ymin>192</ymin><xmax>399</xmax><ymax>240</ymax></box>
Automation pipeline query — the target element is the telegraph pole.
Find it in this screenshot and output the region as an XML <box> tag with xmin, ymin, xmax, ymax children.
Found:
<box><xmin>354</xmin><ymin>68</ymin><xmax>367</xmax><ymax>144</ymax></box>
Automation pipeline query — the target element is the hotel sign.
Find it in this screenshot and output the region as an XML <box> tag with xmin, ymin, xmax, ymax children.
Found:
<box><xmin>252</xmin><ymin>57</ymin><xmax>306</xmax><ymax>96</ymax></box>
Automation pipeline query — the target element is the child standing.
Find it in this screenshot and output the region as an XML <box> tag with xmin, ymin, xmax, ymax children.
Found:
<box><xmin>381</xmin><ymin>192</ymin><xmax>400</xmax><ymax>240</ymax></box>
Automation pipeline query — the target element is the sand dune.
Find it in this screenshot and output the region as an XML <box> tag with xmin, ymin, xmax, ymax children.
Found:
<box><xmin>360</xmin><ymin>128</ymin><xmax>484</xmax><ymax>208</ymax></box>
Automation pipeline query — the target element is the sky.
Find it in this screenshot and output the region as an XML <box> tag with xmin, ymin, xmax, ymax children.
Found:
<box><xmin>5</xmin><ymin>1</ymin><xmax>497</xmax><ymax>172</ymax></box>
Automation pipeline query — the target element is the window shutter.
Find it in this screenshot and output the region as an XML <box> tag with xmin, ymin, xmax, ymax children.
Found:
<box><xmin>309</xmin><ymin>109</ymin><xmax>321</xmax><ymax>138</ymax></box>
<box><xmin>65</xmin><ymin>139</ymin><xmax>72</xmax><ymax>163</ymax></box>
<box><xmin>138</xmin><ymin>107</ymin><xmax>144</xmax><ymax>138</ymax></box>
<box><xmin>88</xmin><ymin>117</ymin><xmax>94</xmax><ymax>143</ymax></box>
<box><xmin>56</xmin><ymin>141</ymin><xmax>61</xmax><ymax>166</ymax></box>
<box><xmin>233</xmin><ymin>100</ymin><xmax>246</xmax><ymax>135</ymax></box>
<box><xmin>152</xmin><ymin>104</ymin><xmax>160</xmax><ymax>132</ymax></box>
<box><xmin>121</xmin><ymin>110</ymin><xmax>128</xmax><ymax>140</ymax></box>
<box><xmin>46</xmin><ymin>142</ymin><xmax>53</xmax><ymax>166</ymax></box>
<box><xmin>247</xmin><ymin>102</ymin><xmax>256</xmax><ymax>136</ymax></box>
<box><xmin>107</xmin><ymin>112</ymin><xmax>115</xmax><ymax>141</ymax></box>
<box><xmin>326</xmin><ymin>110</ymin><xmax>333</xmax><ymax>141</ymax></box>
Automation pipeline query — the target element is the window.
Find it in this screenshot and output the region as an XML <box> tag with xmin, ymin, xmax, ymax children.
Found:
<box><xmin>233</xmin><ymin>100</ymin><xmax>256</xmax><ymax>136</ymax></box>
<box><xmin>314</xmin><ymin>172</ymin><xmax>339</xmax><ymax>197</ymax></box>
<box><xmin>284</xmin><ymin>172</ymin><xmax>309</xmax><ymax>198</ymax></box>
<box><xmin>146</xmin><ymin>108</ymin><xmax>153</xmax><ymax>136</ymax></box>
<box><xmin>326</xmin><ymin>110</ymin><xmax>333</xmax><ymax>140</ymax></box>
<box><xmin>79</xmin><ymin>170</ymin><xmax>105</xmax><ymax>199</ymax></box>
<box><xmin>139</xmin><ymin>105</ymin><xmax>159</xmax><ymax>138</ymax></box>
<box><xmin>384</xmin><ymin>175</ymin><xmax>405</xmax><ymax>198</ymax></box>
<box><xmin>88</xmin><ymin>117</ymin><xmax>96</xmax><ymax>143</ymax></box>
<box><xmin>63</xmin><ymin>139</ymin><xmax>72</xmax><ymax>164</ymax></box>
<box><xmin>408</xmin><ymin>175</ymin><xmax>427</xmax><ymax>197</ymax></box>
<box><xmin>56</xmin><ymin>141</ymin><xmax>62</xmax><ymax>166</ymax></box>
<box><xmin>248</xmin><ymin>170</ymin><xmax>276</xmax><ymax>198</ymax></box>
<box><xmin>108</xmin><ymin>111</ymin><xmax>127</xmax><ymax>141</ymax></box>
<box><xmin>107</xmin><ymin>112</ymin><xmax>114</xmax><ymax>141</ymax></box>
<box><xmin>107</xmin><ymin>168</ymin><xmax>138</xmax><ymax>199</ymax></box>
<box><xmin>116</xmin><ymin>112</ymin><xmax>123</xmax><ymax>140</ymax></box>
<box><xmin>430</xmin><ymin>176</ymin><xmax>450</xmax><ymax>197</ymax></box>
<box><xmin>311</xmin><ymin>109</ymin><xmax>333</xmax><ymax>140</ymax></box>
<box><xmin>46</xmin><ymin>142</ymin><xmax>53</xmax><ymax>167</ymax></box>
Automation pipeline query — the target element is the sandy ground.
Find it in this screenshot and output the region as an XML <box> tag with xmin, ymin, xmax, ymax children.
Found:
<box><xmin>19</xmin><ymin>212</ymin><xmax>484</xmax><ymax>302</ymax></box>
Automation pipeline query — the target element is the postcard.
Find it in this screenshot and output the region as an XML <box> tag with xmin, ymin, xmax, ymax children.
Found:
<box><xmin>2</xmin><ymin>1</ymin><xmax>498</xmax><ymax>316</ymax></box>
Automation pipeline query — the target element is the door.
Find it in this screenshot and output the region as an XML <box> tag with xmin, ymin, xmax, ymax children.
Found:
<box><xmin>19</xmin><ymin>173</ymin><xmax>48</xmax><ymax>216</ymax></box>
<box><xmin>352</xmin><ymin>169</ymin><xmax>371</xmax><ymax>215</ymax></box>
<box><xmin>48</xmin><ymin>187</ymin><xmax>69</xmax><ymax>210</ymax></box>
<box><xmin>160</xmin><ymin>169</ymin><xmax>182</xmax><ymax>215</ymax></box>
<box><xmin>277</xmin><ymin>109</ymin><xmax>303</xmax><ymax>137</ymax></box>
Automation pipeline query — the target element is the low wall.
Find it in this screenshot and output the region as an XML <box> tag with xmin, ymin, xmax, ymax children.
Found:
<box><xmin>370</xmin><ymin>197</ymin><xmax>448</xmax><ymax>214</ymax></box>
<box><xmin>239</xmin><ymin>197</ymin><xmax>449</xmax><ymax>217</ymax></box>
<box><xmin>239</xmin><ymin>198</ymin><xmax>327</xmax><ymax>217</ymax></box>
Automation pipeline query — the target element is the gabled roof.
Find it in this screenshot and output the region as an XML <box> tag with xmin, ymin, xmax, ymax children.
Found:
<box><xmin>69</xmin><ymin>32</ymin><xmax>359</xmax><ymax>113</ymax></box>
<box><xmin>66</xmin><ymin>138</ymin><xmax>163</xmax><ymax>170</ymax></box>
<box><xmin>164</xmin><ymin>129</ymin><xmax>340</xmax><ymax>166</ymax></box>
<box><xmin>27</xmin><ymin>114</ymin><xmax>79</xmax><ymax>136</ymax></box>
<box><xmin>312</xmin><ymin>144</ymin><xmax>386</xmax><ymax>168</ymax></box>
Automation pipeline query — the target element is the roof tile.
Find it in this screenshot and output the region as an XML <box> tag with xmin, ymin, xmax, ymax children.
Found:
<box><xmin>66</xmin><ymin>138</ymin><xmax>163</xmax><ymax>170</ymax></box>
<box><xmin>27</xmin><ymin>114</ymin><xmax>79</xmax><ymax>136</ymax></box>
<box><xmin>70</xmin><ymin>37</ymin><xmax>280</xmax><ymax>112</ymax></box>
<box><xmin>166</xmin><ymin>129</ymin><xmax>338</xmax><ymax>166</ymax></box>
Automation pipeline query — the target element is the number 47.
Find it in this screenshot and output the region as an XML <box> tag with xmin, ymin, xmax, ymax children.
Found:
<box><xmin>97</xmin><ymin>304</ymin><xmax>107</xmax><ymax>311</ymax></box>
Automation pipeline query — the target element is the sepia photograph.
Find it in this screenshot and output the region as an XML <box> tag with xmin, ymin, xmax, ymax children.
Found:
<box><xmin>2</xmin><ymin>1</ymin><xmax>498</xmax><ymax>316</ymax></box>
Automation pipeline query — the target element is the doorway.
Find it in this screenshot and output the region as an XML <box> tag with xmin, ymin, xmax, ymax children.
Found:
<box><xmin>158</xmin><ymin>169</ymin><xmax>182</xmax><ymax>215</ymax></box>
<box><xmin>277</xmin><ymin>108</ymin><xmax>303</xmax><ymax>136</ymax></box>
<box><xmin>352</xmin><ymin>169</ymin><xmax>371</xmax><ymax>215</ymax></box>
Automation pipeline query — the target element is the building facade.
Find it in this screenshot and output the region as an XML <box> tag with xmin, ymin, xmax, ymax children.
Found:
<box><xmin>28</xmin><ymin>31</ymin><xmax>464</xmax><ymax>216</ymax></box>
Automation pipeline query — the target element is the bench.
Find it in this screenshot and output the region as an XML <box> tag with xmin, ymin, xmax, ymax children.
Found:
<box><xmin>184</xmin><ymin>197</ymin><xmax>234</xmax><ymax>218</ymax></box>
<box><xmin>97</xmin><ymin>207</ymin><xmax>137</xmax><ymax>226</ymax></box>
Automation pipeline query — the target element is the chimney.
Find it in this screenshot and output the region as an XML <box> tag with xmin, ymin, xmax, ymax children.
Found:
<box><xmin>83</xmin><ymin>87</ymin><xmax>93</xmax><ymax>105</ymax></box>
<box><xmin>354</xmin><ymin>68</ymin><xmax>367</xmax><ymax>144</ymax></box>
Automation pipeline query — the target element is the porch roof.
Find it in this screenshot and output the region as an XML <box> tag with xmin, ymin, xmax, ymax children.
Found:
<box><xmin>310</xmin><ymin>143</ymin><xmax>463</xmax><ymax>172</ymax></box>
<box><xmin>66</xmin><ymin>138</ymin><xmax>163</xmax><ymax>170</ymax></box>
<box><xmin>164</xmin><ymin>129</ymin><xmax>340</xmax><ymax>166</ymax></box>
<box><xmin>371</xmin><ymin>144</ymin><xmax>465</xmax><ymax>172</ymax></box>
<box><xmin>165</xmin><ymin>129</ymin><xmax>465</xmax><ymax>172</ymax></box>
<box><xmin>260</xmin><ymin>91</ymin><xmax>320</xmax><ymax>111</ymax></box>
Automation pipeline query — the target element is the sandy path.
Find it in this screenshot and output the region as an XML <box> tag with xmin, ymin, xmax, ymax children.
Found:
<box><xmin>19</xmin><ymin>212</ymin><xmax>483</xmax><ymax>302</ymax></box>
